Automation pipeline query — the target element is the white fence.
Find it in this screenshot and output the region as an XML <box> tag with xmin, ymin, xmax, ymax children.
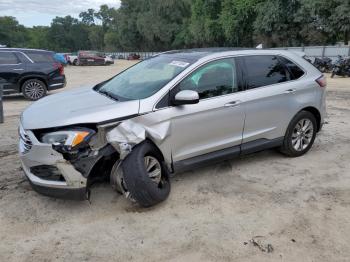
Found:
<box><xmin>273</xmin><ymin>46</ymin><xmax>350</xmax><ymax>61</ymax></box>
<box><xmin>107</xmin><ymin>52</ymin><xmax>160</xmax><ymax>60</ymax></box>
<box><xmin>107</xmin><ymin>46</ymin><xmax>350</xmax><ymax>61</ymax></box>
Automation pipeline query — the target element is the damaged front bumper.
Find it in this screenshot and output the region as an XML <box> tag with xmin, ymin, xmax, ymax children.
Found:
<box><xmin>19</xmin><ymin>128</ymin><xmax>88</xmax><ymax>200</ymax></box>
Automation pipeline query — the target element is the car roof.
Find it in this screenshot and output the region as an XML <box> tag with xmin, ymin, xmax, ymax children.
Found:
<box><xmin>0</xmin><ymin>48</ymin><xmax>53</xmax><ymax>53</ymax></box>
<box><xmin>157</xmin><ymin>48</ymin><xmax>303</xmax><ymax>62</ymax></box>
<box><xmin>158</xmin><ymin>48</ymin><xmax>254</xmax><ymax>61</ymax></box>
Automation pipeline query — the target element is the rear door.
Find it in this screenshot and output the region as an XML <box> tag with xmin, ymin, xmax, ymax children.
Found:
<box><xmin>0</xmin><ymin>51</ymin><xmax>24</xmax><ymax>93</ymax></box>
<box><xmin>237</xmin><ymin>55</ymin><xmax>308</xmax><ymax>144</ymax></box>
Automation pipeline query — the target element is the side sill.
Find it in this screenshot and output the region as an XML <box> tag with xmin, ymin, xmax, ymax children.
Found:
<box><xmin>241</xmin><ymin>137</ymin><xmax>283</xmax><ymax>155</ymax></box>
<box><xmin>173</xmin><ymin>137</ymin><xmax>284</xmax><ymax>173</ymax></box>
<box><xmin>173</xmin><ymin>146</ymin><xmax>240</xmax><ymax>173</ymax></box>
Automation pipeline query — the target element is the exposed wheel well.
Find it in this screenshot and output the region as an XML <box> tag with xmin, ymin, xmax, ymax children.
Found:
<box><xmin>144</xmin><ymin>139</ymin><xmax>165</xmax><ymax>161</ymax></box>
<box><xmin>300</xmin><ymin>107</ymin><xmax>321</xmax><ymax>132</ymax></box>
<box><xmin>20</xmin><ymin>77</ymin><xmax>48</xmax><ymax>91</ymax></box>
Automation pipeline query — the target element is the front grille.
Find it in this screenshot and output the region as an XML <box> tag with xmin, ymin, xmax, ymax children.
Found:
<box><xmin>19</xmin><ymin>125</ymin><xmax>32</xmax><ymax>154</ymax></box>
<box><xmin>30</xmin><ymin>165</ymin><xmax>66</xmax><ymax>182</ymax></box>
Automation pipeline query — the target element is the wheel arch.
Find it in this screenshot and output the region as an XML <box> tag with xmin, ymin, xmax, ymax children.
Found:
<box><xmin>20</xmin><ymin>76</ymin><xmax>48</xmax><ymax>91</ymax></box>
<box><xmin>299</xmin><ymin>106</ymin><xmax>322</xmax><ymax>132</ymax></box>
<box><xmin>143</xmin><ymin>138</ymin><xmax>165</xmax><ymax>161</ymax></box>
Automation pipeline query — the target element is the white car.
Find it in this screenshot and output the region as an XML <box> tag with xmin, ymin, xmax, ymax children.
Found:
<box><xmin>67</xmin><ymin>54</ymin><xmax>78</xmax><ymax>65</ymax></box>
<box><xmin>104</xmin><ymin>55</ymin><xmax>114</xmax><ymax>65</ymax></box>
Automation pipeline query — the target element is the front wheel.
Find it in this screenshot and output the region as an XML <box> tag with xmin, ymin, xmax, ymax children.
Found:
<box><xmin>331</xmin><ymin>71</ymin><xmax>336</xmax><ymax>78</ymax></box>
<box><xmin>280</xmin><ymin>111</ymin><xmax>317</xmax><ymax>157</ymax></box>
<box><xmin>121</xmin><ymin>141</ymin><xmax>171</xmax><ymax>207</ymax></box>
<box><xmin>22</xmin><ymin>79</ymin><xmax>47</xmax><ymax>101</ymax></box>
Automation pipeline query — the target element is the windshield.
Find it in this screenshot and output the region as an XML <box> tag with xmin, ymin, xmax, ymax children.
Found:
<box><xmin>96</xmin><ymin>56</ymin><xmax>192</xmax><ymax>101</ymax></box>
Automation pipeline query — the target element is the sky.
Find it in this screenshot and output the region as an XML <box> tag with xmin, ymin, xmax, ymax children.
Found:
<box><xmin>0</xmin><ymin>0</ymin><xmax>121</xmax><ymax>27</ymax></box>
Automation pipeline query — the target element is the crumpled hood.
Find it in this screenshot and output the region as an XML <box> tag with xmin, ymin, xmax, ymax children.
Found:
<box><xmin>21</xmin><ymin>86</ymin><xmax>140</xmax><ymax>129</ymax></box>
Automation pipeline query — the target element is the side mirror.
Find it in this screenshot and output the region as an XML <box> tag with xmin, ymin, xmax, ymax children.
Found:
<box><xmin>173</xmin><ymin>90</ymin><xmax>199</xmax><ymax>106</ymax></box>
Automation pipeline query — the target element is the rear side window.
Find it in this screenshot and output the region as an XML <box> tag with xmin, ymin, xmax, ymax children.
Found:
<box><xmin>279</xmin><ymin>57</ymin><xmax>305</xmax><ymax>80</ymax></box>
<box><xmin>241</xmin><ymin>55</ymin><xmax>290</xmax><ymax>89</ymax></box>
<box><xmin>26</xmin><ymin>52</ymin><xmax>55</xmax><ymax>63</ymax></box>
<box><xmin>0</xmin><ymin>52</ymin><xmax>19</xmax><ymax>65</ymax></box>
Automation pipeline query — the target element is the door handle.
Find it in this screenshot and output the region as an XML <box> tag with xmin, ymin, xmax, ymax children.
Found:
<box><xmin>224</xmin><ymin>101</ymin><xmax>241</xmax><ymax>107</ymax></box>
<box><xmin>284</xmin><ymin>89</ymin><xmax>296</xmax><ymax>94</ymax></box>
<box><xmin>13</xmin><ymin>68</ymin><xmax>24</xmax><ymax>71</ymax></box>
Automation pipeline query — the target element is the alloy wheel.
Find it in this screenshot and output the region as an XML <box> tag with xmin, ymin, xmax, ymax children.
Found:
<box><xmin>291</xmin><ymin>119</ymin><xmax>314</xmax><ymax>152</ymax></box>
<box><xmin>144</xmin><ymin>156</ymin><xmax>162</xmax><ymax>185</ymax></box>
<box><xmin>24</xmin><ymin>81</ymin><xmax>45</xmax><ymax>100</ymax></box>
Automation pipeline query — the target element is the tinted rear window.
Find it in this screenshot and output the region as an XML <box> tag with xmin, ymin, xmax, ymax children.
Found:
<box><xmin>26</xmin><ymin>52</ymin><xmax>55</xmax><ymax>63</ymax></box>
<box><xmin>0</xmin><ymin>52</ymin><xmax>19</xmax><ymax>64</ymax></box>
<box><xmin>241</xmin><ymin>55</ymin><xmax>290</xmax><ymax>89</ymax></box>
<box><xmin>279</xmin><ymin>57</ymin><xmax>305</xmax><ymax>80</ymax></box>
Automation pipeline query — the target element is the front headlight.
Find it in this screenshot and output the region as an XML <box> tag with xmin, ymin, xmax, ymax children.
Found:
<box><xmin>41</xmin><ymin>130</ymin><xmax>93</xmax><ymax>148</ymax></box>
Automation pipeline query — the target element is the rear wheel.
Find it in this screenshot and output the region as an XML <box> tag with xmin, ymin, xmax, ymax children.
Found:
<box><xmin>280</xmin><ymin>111</ymin><xmax>317</xmax><ymax>157</ymax></box>
<box><xmin>22</xmin><ymin>79</ymin><xmax>47</xmax><ymax>101</ymax></box>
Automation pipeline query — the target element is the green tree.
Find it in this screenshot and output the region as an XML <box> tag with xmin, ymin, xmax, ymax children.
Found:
<box><xmin>47</xmin><ymin>16</ymin><xmax>90</xmax><ymax>52</ymax></box>
<box><xmin>189</xmin><ymin>0</ymin><xmax>224</xmax><ymax>47</ymax></box>
<box><xmin>221</xmin><ymin>0</ymin><xmax>261</xmax><ymax>47</ymax></box>
<box><xmin>27</xmin><ymin>26</ymin><xmax>50</xmax><ymax>49</ymax></box>
<box><xmin>79</xmin><ymin>9</ymin><xmax>95</xmax><ymax>25</ymax></box>
<box><xmin>254</xmin><ymin>0</ymin><xmax>303</xmax><ymax>47</ymax></box>
<box><xmin>89</xmin><ymin>25</ymin><xmax>105</xmax><ymax>50</ymax></box>
<box><xmin>0</xmin><ymin>16</ymin><xmax>28</xmax><ymax>47</ymax></box>
<box><xmin>136</xmin><ymin>0</ymin><xmax>191</xmax><ymax>50</ymax></box>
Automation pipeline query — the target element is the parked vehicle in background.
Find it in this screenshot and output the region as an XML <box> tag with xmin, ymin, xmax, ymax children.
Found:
<box><xmin>313</xmin><ymin>57</ymin><xmax>333</xmax><ymax>73</ymax></box>
<box><xmin>331</xmin><ymin>55</ymin><xmax>350</xmax><ymax>78</ymax></box>
<box><xmin>67</xmin><ymin>53</ymin><xmax>78</xmax><ymax>65</ymax></box>
<box><xmin>127</xmin><ymin>53</ymin><xmax>141</xmax><ymax>60</ymax></box>
<box><xmin>0</xmin><ymin>48</ymin><xmax>66</xmax><ymax>100</ymax></box>
<box><xmin>104</xmin><ymin>55</ymin><xmax>114</xmax><ymax>65</ymax></box>
<box><xmin>76</xmin><ymin>51</ymin><xmax>106</xmax><ymax>66</ymax></box>
<box><xmin>19</xmin><ymin>49</ymin><xmax>326</xmax><ymax>207</ymax></box>
<box><xmin>54</xmin><ymin>53</ymin><xmax>68</xmax><ymax>66</ymax></box>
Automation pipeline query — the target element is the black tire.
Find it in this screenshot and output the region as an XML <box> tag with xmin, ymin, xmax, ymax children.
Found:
<box><xmin>280</xmin><ymin>111</ymin><xmax>317</xmax><ymax>157</ymax></box>
<box><xmin>73</xmin><ymin>59</ymin><xmax>78</xmax><ymax>66</ymax></box>
<box><xmin>331</xmin><ymin>71</ymin><xmax>336</xmax><ymax>78</ymax></box>
<box><xmin>22</xmin><ymin>79</ymin><xmax>47</xmax><ymax>101</ymax></box>
<box><xmin>122</xmin><ymin>141</ymin><xmax>171</xmax><ymax>207</ymax></box>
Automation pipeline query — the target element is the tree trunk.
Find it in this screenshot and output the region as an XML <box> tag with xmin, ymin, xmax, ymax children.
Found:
<box><xmin>344</xmin><ymin>30</ymin><xmax>349</xmax><ymax>46</ymax></box>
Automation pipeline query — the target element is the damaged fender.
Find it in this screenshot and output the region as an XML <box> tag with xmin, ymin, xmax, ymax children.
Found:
<box><xmin>106</xmin><ymin>119</ymin><xmax>171</xmax><ymax>160</ymax></box>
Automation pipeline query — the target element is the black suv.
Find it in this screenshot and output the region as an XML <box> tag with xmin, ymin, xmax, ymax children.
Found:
<box><xmin>0</xmin><ymin>48</ymin><xmax>66</xmax><ymax>100</ymax></box>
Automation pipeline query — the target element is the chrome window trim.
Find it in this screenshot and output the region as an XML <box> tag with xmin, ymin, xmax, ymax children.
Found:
<box><xmin>0</xmin><ymin>50</ymin><xmax>34</xmax><ymax>64</ymax></box>
<box><xmin>153</xmin><ymin>55</ymin><xmax>240</xmax><ymax>111</ymax></box>
<box><xmin>153</xmin><ymin>53</ymin><xmax>309</xmax><ymax>111</ymax></box>
<box><xmin>18</xmin><ymin>51</ymin><xmax>34</xmax><ymax>63</ymax></box>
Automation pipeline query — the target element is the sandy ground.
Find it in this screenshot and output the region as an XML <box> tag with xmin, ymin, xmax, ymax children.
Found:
<box><xmin>0</xmin><ymin>61</ymin><xmax>350</xmax><ymax>262</ymax></box>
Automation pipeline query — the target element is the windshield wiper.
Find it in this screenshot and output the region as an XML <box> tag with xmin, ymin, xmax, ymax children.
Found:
<box><xmin>98</xmin><ymin>89</ymin><xmax>119</xmax><ymax>101</ymax></box>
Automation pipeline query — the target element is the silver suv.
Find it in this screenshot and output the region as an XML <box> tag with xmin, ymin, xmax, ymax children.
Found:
<box><xmin>19</xmin><ymin>49</ymin><xmax>326</xmax><ymax>207</ymax></box>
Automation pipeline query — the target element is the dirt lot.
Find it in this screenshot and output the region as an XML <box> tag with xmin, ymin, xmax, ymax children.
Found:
<box><xmin>1</xmin><ymin>61</ymin><xmax>350</xmax><ymax>262</ymax></box>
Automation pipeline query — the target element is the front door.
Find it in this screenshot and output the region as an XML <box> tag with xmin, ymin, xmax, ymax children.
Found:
<box><xmin>168</xmin><ymin>58</ymin><xmax>245</xmax><ymax>162</ymax></box>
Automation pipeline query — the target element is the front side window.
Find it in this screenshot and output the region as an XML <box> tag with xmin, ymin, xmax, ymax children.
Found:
<box><xmin>241</xmin><ymin>55</ymin><xmax>290</xmax><ymax>89</ymax></box>
<box><xmin>178</xmin><ymin>58</ymin><xmax>238</xmax><ymax>99</ymax></box>
<box><xmin>97</xmin><ymin>56</ymin><xmax>192</xmax><ymax>101</ymax></box>
<box><xmin>0</xmin><ymin>52</ymin><xmax>19</xmax><ymax>65</ymax></box>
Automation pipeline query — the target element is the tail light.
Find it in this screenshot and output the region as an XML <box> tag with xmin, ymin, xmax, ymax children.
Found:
<box><xmin>54</xmin><ymin>62</ymin><xmax>64</xmax><ymax>76</ymax></box>
<box><xmin>316</xmin><ymin>75</ymin><xmax>327</xmax><ymax>88</ymax></box>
